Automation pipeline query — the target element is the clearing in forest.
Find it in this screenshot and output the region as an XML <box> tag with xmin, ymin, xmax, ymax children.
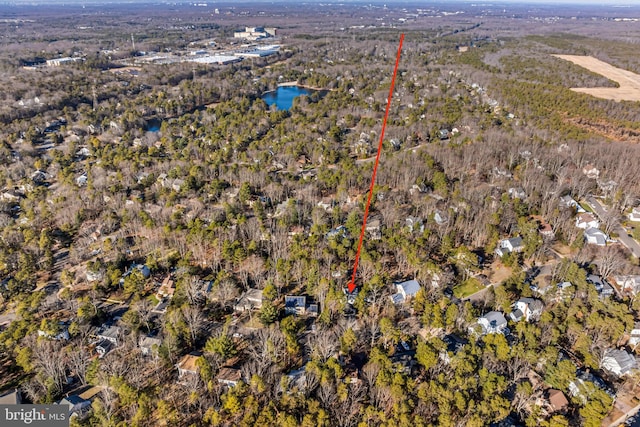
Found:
<box><xmin>553</xmin><ymin>55</ymin><xmax>640</xmax><ymax>102</ymax></box>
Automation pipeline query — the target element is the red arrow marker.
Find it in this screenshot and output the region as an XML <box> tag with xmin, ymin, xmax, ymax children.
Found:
<box><xmin>347</xmin><ymin>33</ymin><xmax>404</xmax><ymax>294</ymax></box>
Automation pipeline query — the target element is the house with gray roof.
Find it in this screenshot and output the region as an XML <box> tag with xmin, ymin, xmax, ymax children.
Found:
<box><xmin>390</xmin><ymin>279</ymin><xmax>421</xmax><ymax>304</ymax></box>
<box><xmin>601</xmin><ymin>349</ymin><xmax>637</xmax><ymax>376</ymax></box>
<box><xmin>473</xmin><ymin>311</ymin><xmax>508</xmax><ymax>335</ymax></box>
<box><xmin>495</xmin><ymin>237</ymin><xmax>524</xmax><ymax>257</ymax></box>
<box><xmin>584</xmin><ymin>227</ymin><xmax>607</xmax><ymax>246</ymax></box>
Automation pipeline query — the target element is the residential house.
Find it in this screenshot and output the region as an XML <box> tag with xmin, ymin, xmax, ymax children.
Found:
<box><xmin>405</xmin><ymin>216</ymin><xmax>424</xmax><ymax>233</ymax></box>
<box><xmin>601</xmin><ymin>349</ymin><xmax>637</xmax><ymax>376</ymax></box>
<box><xmin>508</xmin><ymin>187</ymin><xmax>527</xmax><ymax>199</ymax></box>
<box><xmin>97</xmin><ymin>325</ymin><xmax>121</xmax><ymax>345</ymax></box>
<box><xmin>285</xmin><ymin>296</ymin><xmax>307</xmax><ymax>315</ymax></box>
<box><xmin>38</xmin><ymin>322</ymin><xmax>70</xmax><ymax>341</ymax></box>
<box><xmin>629</xmin><ymin>207</ymin><xmax>640</xmax><ymax>222</ymax></box>
<box><xmin>586</xmin><ymin>274</ymin><xmax>614</xmax><ymax>298</ymax></box>
<box><xmin>157</xmin><ymin>174</ymin><xmax>185</xmax><ymax>192</ymax></box>
<box><xmin>614</xmin><ymin>275</ymin><xmax>640</xmax><ymax>295</ymax></box>
<box><xmin>598</xmin><ymin>179</ymin><xmax>617</xmax><ymax>194</ymax></box>
<box><xmin>600</xmin><ymin>282</ymin><xmax>614</xmax><ymax>297</ymax></box>
<box><xmin>492</xmin><ymin>167</ymin><xmax>513</xmax><ymax>179</ymax></box>
<box><xmin>629</xmin><ymin>323</ymin><xmax>640</xmax><ymax>348</ymax></box>
<box><xmin>546</xmin><ymin>389</ymin><xmax>569</xmax><ymax>413</ymax></box>
<box><xmin>234</xmin><ymin>288</ymin><xmax>264</xmax><ymax>312</ymax></box>
<box><xmin>86</xmin><ymin>269</ymin><xmax>104</xmax><ymax>282</ymax></box>
<box><xmin>176</xmin><ymin>354</ymin><xmax>201</xmax><ymax>381</ymax></box>
<box><xmin>317</xmin><ymin>199</ymin><xmax>334</xmax><ymax>212</ymax></box>
<box><xmin>390</xmin><ymin>341</ymin><xmax>416</xmax><ymax>374</ymax></box>
<box><xmin>539</xmin><ymin>222</ymin><xmax>555</xmax><ymax>239</ymax></box>
<box><xmin>326</xmin><ymin>225</ymin><xmax>347</xmax><ymax>239</ymax></box>
<box><xmin>139</xmin><ymin>335</ymin><xmax>162</xmax><ymax>358</ymax></box>
<box><xmin>152</xmin><ymin>299</ymin><xmax>170</xmax><ymax>315</ymax></box>
<box><xmin>409</xmin><ymin>183</ymin><xmax>429</xmax><ymax>195</ymax></box>
<box><xmin>509</xmin><ymin>298</ymin><xmax>544</xmax><ymax>322</ymax></box>
<box><xmin>582</xmin><ymin>164</ymin><xmax>600</xmax><ymax>179</ymax></box>
<box><xmin>495</xmin><ymin>237</ymin><xmax>524</xmax><ymax>257</ymax></box>
<box><xmin>0</xmin><ymin>389</ymin><xmax>21</xmax><ymax>404</ymax></box>
<box><xmin>156</xmin><ymin>274</ymin><xmax>176</xmax><ymax>300</ymax></box>
<box><xmin>440</xmin><ymin>334</ymin><xmax>469</xmax><ymax>364</ymax></box>
<box><xmin>57</xmin><ymin>395</ymin><xmax>91</xmax><ymax>419</ymax></box>
<box><xmin>0</xmin><ymin>189</ymin><xmax>21</xmax><ymax>202</ymax></box>
<box><xmin>434</xmin><ymin>210</ymin><xmax>448</xmax><ymax>225</ymax></box>
<box><xmin>307</xmin><ymin>303</ymin><xmax>319</xmax><ymax>317</ymax></box>
<box><xmin>555</xmin><ymin>281</ymin><xmax>574</xmax><ymax>298</ymax></box>
<box><xmin>559</xmin><ymin>195</ymin><xmax>585</xmax><ymax>212</ymax></box>
<box><xmin>76</xmin><ymin>174</ymin><xmax>88</xmax><ymax>187</ymax></box>
<box><xmin>474</xmin><ymin>311</ymin><xmax>508</xmax><ymax>335</ymax></box>
<box><xmin>95</xmin><ymin>340</ymin><xmax>113</xmax><ymax>358</ymax></box>
<box><xmin>217</xmin><ymin>367</ymin><xmax>242</xmax><ymax>387</ymax></box>
<box><xmin>390</xmin><ymin>279</ymin><xmax>421</xmax><ymax>304</ymax></box>
<box><xmin>584</xmin><ymin>227</ymin><xmax>607</xmax><ymax>246</ymax></box>
<box><xmin>281</xmin><ymin>368</ymin><xmax>309</xmax><ymax>393</ymax></box>
<box><xmin>31</xmin><ymin>170</ymin><xmax>49</xmax><ymax>184</ymax></box>
<box><xmin>366</xmin><ymin>218</ymin><xmax>382</xmax><ymax>240</ymax></box>
<box><xmin>575</xmin><ymin>213</ymin><xmax>599</xmax><ymax>229</ymax></box>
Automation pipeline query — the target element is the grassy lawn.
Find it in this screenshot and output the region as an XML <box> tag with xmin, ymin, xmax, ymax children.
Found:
<box><xmin>453</xmin><ymin>277</ymin><xmax>484</xmax><ymax>298</ymax></box>
<box><xmin>579</xmin><ymin>203</ymin><xmax>593</xmax><ymax>213</ymax></box>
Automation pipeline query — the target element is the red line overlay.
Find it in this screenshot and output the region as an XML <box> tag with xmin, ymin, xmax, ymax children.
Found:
<box><xmin>348</xmin><ymin>34</ymin><xmax>404</xmax><ymax>294</ymax></box>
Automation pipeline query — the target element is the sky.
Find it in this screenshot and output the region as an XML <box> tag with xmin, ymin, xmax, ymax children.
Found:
<box><xmin>4</xmin><ymin>0</ymin><xmax>640</xmax><ymax>2</ymax></box>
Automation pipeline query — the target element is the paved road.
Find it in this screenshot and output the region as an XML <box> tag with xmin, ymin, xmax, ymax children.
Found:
<box><xmin>586</xmin><ymin>197</ymin><xmax>640</xmax><ymax>258</ymax></box>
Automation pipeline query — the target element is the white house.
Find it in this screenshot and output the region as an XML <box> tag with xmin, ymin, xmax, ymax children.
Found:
<box><xmin>474</xmin><ymin>311</ymin><xmax>508</xmax><ymax>335</ymax></box>
<box><xmin>629</xmin><ymin>207</ymin><xmax>640</xmax><ymax>222</ymax></box>
<box><xmin>390</xmin><ymin>279</ymin><xmax>421</xmax><ymax>304</ymax></box>
<box><xmin>575</xmin><ymin>213</ymin><xmax>599</xmax><ymax>229</ymax></box>
<box><xmin>434</xmin><ymin>211</ymin><xmax>448</xmax><ymax>225</ymax></box>
<box><xmin>584</xmin><ymin>228</ymin><xmax>607</xmax><ymax>246</ymax></box>
<box><xmin>582</xmin><ymin>164</ymin><xmax>600</xmax><ymax>179</ymax></box>
<box><xmin>234</xmin><ymin>288</ymin><xmax>264</xmax><ymax>312</ymax></box>
<box><xmin>495</xmin><ymin>237</ymin><xmax>524</xmax><ymax>257</ymax></box>
<box><xmin>405</xmin><ymin>216</ymin><xmax>424</xmax><ymax>233</ymax></box>
<box><xmin>508</xmin><ymin>187</ymin><xmax>527</xmax><ymax>199</ymax></box>
<box><xmin>601</xmin><ymin>349</ymin><xmax>637</xmax><ymax>376</ymax></box>
<box><xmin>139</xmin><ymin>335</ymin><xmax>162</xmax><ymax>358</ymax></box>
<box><xmin>629</xmin><ymin>323</ymin><xmax>640</xmax><ymax>348</ymax></box>
<box><xmin>509</xmin><ymin>298</ymin><xmax>544</xmax><ymax>322</ymax></box>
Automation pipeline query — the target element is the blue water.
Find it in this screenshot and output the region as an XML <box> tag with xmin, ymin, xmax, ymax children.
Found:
<box><xmin>262</xmin><ymin>86</ymin><xmax>312</xmax><ymax>110</ymax></box>
<box><xmin>145</xmin><ymin>118</ymin><xmax>162</xmax><ymax>132</ymax></box>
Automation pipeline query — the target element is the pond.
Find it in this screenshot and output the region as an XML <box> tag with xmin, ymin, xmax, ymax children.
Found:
<box><xmin>145</xmin><ymin>117</ymin><xmax>162</xmax><ymax>132</ymax></box>
<box><xmin>262</xmin><ymin>86</ymin><xmax>324</xmax><ymax>111</ymax></box>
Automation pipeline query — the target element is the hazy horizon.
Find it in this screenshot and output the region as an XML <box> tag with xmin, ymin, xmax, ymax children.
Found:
<box><xmin>2</xmin><ymin>0</ymin><xmax>640</xmax><ymax>5</ymax></box>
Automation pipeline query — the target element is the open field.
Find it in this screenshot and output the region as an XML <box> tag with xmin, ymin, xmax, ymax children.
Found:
<box><xmin>554</xmin><ymin>55</ymin><xmax>640</xmax><ymax>102</ymax></box>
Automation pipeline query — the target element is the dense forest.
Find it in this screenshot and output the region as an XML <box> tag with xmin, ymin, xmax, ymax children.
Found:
<box><xmin>0</xmin><ymin>2</ymin><xmax>640</xmax><ymax>427</ymax></box>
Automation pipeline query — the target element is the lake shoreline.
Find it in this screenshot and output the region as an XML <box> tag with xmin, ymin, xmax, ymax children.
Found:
<box><xmin>276</xmin><ymin>80</ymin><xmax>332</xmax><ymax>92</ymax></box>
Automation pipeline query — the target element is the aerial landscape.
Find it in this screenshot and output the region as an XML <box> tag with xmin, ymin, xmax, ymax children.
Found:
<box><xmin>2</xmin><ymin>0</ymin><xmax>640</xmax><ymax>426</ymax></box>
